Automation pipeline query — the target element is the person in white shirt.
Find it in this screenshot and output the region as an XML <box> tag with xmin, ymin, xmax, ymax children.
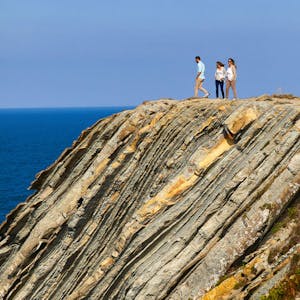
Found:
<box><xmin>226</xmin><ymin>58</ymin><xmax>238</xmax><ymax>99</ymax></box>
<box><xmin>215</xmin><ymin>61</ymin><xmax>226</xmax><ymax>98</ymax></box>
<box><xmin>194</xmin><ymin>56</ymin><xmax>210</xmax><ymax>98</ymax></box>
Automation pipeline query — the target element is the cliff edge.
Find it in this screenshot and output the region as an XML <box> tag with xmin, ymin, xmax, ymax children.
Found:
<box><xmin>0</xmin><ymin>95</ymin><xmax>299</xmax><ymax>299</ymax></box>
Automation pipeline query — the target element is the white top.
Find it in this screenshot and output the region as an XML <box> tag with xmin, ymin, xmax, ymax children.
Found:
<box><xmin>227</xmin><ymin>67</ymin><xmax>234</xmax><ymax>81</ymax></box>
<box><xmin>197</xmin><ymin>61</ymin><xmax>205</xmax><ymax>80</ymax></box>
<box><xmin>215</xmin><ymin>67</ymin><xmax>226</xmax><ymax>81</ymax></box>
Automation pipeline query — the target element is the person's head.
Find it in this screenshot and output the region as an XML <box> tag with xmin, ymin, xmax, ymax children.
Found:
<box><xmin>228</xmin><ymin>58</ymin><xmax>236</xmax><ymax>66</ymax></box>
<box><xmin>195</xmin><ymin>56</ymin><xmax>201</xmax><ymax>63</ymax></box>
<box><xmin>216</xmin><ymin>61</ymin><xmax>224</xmax><ymax>68</ymax></box>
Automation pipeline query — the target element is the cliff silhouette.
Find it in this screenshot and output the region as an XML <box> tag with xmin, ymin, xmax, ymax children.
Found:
<box><xmin>0</xmin><ymin>95</ymin><xmax>299</xmax><ymax>299</ymax></box>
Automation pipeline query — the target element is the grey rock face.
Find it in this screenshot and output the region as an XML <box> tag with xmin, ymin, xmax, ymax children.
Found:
<box><xmin>0</xmin><ymin>96</ymin><xmax>299</xmax><ymax>299</ymax></box>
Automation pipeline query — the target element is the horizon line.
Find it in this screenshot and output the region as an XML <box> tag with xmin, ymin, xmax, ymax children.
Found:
<box><xmin>0</xmin><ymin>105</ymin><xmax>136</xmax><ymax>110</ymax></box>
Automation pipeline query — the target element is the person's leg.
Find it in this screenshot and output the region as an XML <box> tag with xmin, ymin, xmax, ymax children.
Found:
<box><xmin>194</xmin><ymin>78</ymin><xmax>200</xmax><ymax>96</ymax></box>
<box><xmin>226</xmin><ymin>80</ymin><xmax>231</xmax><ymax>98</ymax></box>
<box><xmin>215</xmin><ymin>80</ymin><xmax>219</xmax><ymax>98</ymax></box>
<box><xmin>220</xmin><ymin>81</ymin><xmax>225</xmax><ymax>98</ymax></box>
<box><xmin>199</xmin><ymin>80</ymin><xmax>209</xmax><ymax>95</ymax></box>
<box><xmin>231</xmin><ymin>80</ymin><xmax>238</xmax><ymax>99</ymax></box>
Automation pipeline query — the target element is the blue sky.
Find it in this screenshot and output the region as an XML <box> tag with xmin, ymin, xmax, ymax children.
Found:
<box><xmin>0</xmin><ymin>0</ymin><xmax>299</xmax><ymax>107</ymax></box>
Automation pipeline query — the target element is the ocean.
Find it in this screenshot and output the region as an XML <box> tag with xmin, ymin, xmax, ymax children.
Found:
<box><xmin>0</xmin><ymin>107</ymin><xmax>132</xmax><ymax>223</ymax></box>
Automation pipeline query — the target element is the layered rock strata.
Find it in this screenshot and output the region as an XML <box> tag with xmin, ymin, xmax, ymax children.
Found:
<box><xmin>0</xmin><ymin>95</ymin><xmax>299</xmax><ymax>299</ymax></box>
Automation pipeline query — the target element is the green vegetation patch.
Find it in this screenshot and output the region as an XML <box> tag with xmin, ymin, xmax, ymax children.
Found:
<box><xmin>261</xmin><ymin>253</ymin><xmax>300</xmax><ymax>300</ymax></box>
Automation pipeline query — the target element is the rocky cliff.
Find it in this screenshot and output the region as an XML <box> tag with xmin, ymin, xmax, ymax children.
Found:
<box><xmin>0</xmin><ymin>95</ymin><xmax>299</xmax><ymax>300</ymax></box>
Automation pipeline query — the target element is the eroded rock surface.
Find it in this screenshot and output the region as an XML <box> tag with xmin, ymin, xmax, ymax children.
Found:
<box><xmin>0</xmin><ymin>96</ymin><xmax>299</xmax><ymax>299</ymax></box>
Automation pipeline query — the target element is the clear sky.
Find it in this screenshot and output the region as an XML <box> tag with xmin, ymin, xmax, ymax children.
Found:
<box><xmin>0</xmin><ymin>0</ymin><xmax>299</xmax><ymax>108</ymax></box>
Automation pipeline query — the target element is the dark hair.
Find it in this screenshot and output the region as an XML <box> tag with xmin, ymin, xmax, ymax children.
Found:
<box><xmin>216</xmin><ymin>61</ymin><xmax>224</xmax><ymax>67</ymax></box>
<box><xmin>195</xmin><ymin>56</ymin><xmax>201</xmax><ymax>60</ymax></box>
<box><xmin>228</xmin><ymin>58</ymin><xmax>237</xmax><ymax>68</ymax></box>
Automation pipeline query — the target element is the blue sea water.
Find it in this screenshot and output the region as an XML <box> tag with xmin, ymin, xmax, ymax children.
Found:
<box><xmin>0</xmin><ymin>107</ymin><xmax>132</xmax><ymax>223</ymax></box>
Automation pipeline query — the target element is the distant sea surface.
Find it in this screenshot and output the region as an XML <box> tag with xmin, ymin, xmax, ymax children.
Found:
<box><xmin>0</xmin><ymin>107</ymin><xmax>132</xmax><ymax>223</ymax></box>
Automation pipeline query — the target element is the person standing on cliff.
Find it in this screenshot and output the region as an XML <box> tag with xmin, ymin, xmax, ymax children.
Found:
<box><xmin>194</xmin><ymin>56</ymin><xmax>210</xmax><ymax>98</ymax></box>
<box><xmin>215</xmin><ymin>61</ymin><xmax>226</xmax><ymax>98</ymax></box>
<box><xmin>225</xmin><ymin>58</ymin><xmax>238</xmax><ymax>99</ymax></box>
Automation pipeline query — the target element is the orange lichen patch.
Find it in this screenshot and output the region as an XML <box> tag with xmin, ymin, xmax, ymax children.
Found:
<box><xmin>201</xmin><ymin>276</ymin><xmax>239</xmax><ymax>300</ymax></box>
<box><xmin>240</xmin><ymin>257</ymin><xmax>262</xmax><ymax>280</ymax></box>
<box><xmin>227</xmin><ymin>108</ymin><xmax>259</xmax><ymax>134</ymax></box>
<box><xmin>201</xmin><ymin>258</ymin><xmax>262</xmax><ymax>299</ymax></box>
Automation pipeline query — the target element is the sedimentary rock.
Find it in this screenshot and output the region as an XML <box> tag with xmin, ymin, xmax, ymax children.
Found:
<box><xmin>0</xmin><ymin>95</ymin><xmax>299</xmax><ymax>299</ymax></box>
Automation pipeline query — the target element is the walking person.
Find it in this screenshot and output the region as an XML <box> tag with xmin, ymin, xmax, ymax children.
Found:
<box><xmin>194</xmin><ymin>56</ymin><xmax>210</xmax><ymax>98</ymax></box>
<box><xmin>226</xmin><ymin>58</ymin><xmax>238</xmax><ymax>99</ymax></box>
<box><xmin>215</xmin><ymin>61</ymin><xmax>226</xmax><ymax>98</ymax></box>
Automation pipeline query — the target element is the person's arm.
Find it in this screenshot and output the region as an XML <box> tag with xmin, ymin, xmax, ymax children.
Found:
<box><xmin>196</xmin><ymin>64</ymin><xmax>202</xmax><ymax>79</ymax></box>
<box><xmin>222</xmin><ymin>67</ymin><xmax>226</xmax><ymax>80</ymax></box>
<box><xmin>232</xmin><ymin>66</ymin><xmax>237</xmax><ymax>80</ymax></box>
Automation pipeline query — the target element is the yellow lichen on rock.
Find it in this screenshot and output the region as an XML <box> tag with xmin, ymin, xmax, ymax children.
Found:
<box><xmin>201</xmin><ymin>258</ymin><xmax>262</xmax><ymax>300</ymax></box>
<box><xmin>201</xmin><ymin>276</ymin><xmax>239</xmax><ymax>300</ymax></box>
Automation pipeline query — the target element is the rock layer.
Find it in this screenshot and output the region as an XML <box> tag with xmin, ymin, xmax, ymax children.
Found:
<box><xmin>0</xmin><ymin>95</ymin><xmax>299</xmax><ymax>299</ymax></box>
